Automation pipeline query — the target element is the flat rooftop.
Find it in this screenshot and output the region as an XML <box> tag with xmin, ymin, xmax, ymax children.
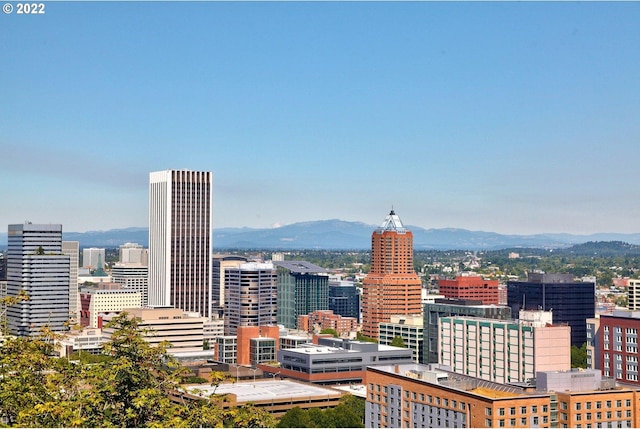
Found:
<box><xmin>184</xmin><ymin>380</ymin><xmax>342</xmax><ymax>403</ymax></box>
<box><xmin>273</xmin><ymin>260</ymin><xmax>328</xmax><ymax>274</ymax></box>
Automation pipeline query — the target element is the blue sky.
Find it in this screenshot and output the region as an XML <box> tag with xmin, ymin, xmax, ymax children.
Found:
<box><xmin>1</xmin><ymin>2</ymin><xmax>639</xmax><ymax>235</ymax></box>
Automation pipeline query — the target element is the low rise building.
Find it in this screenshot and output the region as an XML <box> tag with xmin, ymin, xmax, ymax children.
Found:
<box><xmin>102</xmin><ymin>307</ymin><xmax>206</xmax><ymax>354</ymax></box>
<box><xmin>79</xmin><ymin>284</ymin><xmax>142</xmax><ymax>328</ymax></box>
<box><xmin>438</xmin><ymin>275</ymin><xmax>500</xmax><ymax>305</ymax></box>
<box><xmin>274</xmin><ymin>338</ymin><xmax>413</xmax><ymax>384</ymax></box>
<box><xmin>175</xmin><ymin>379</ymin><xmax>345</xmax><ymax>418</ymax></box>
<box><xmin>56</xmin><ymin>327</ymin><xmax>106</xmax><ymax>357</ymax></box>
<box><xmin>365</xmin><ymin>364</ymin><xmax>640</xmax><ymax>428</ymax></box>
<box><xmin>379</xmin><ymin>314</ymin><xmax>424</xmax><ymax>363</ymax></box>
<box><xmin>298</xmin><ymin>309</ymin><xmax>358</xmax><ymax>337</ymax></box>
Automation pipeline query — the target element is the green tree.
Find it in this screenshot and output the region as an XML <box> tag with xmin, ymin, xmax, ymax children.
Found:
<box><xmin>571</xmin><ymin>343</ymin><xmax>588</xmax><ymax>368</ymax></box>
<box><xmin>356</xmin><ymin>332</ymin><xmax>378</xmax><ymax>343</ymax></box>
<box><xmin>320</xmin><ymin>328</ymin><xmax>339</xmax><ymax>338</ymax></box>
<box><xmin>276</xmin><ymin>407</ymin><xmax>314</xmax><ymax>428</ymax></box>
<box><xmin>224</xmin><ymin>403</ymin><xmax>276</xmax><ymax>428</ymax></box>
<box><xmin>81</xmin><ymin>312</ymin><xmax>187</xmax><ymax>427</ymax></box>
<box><xmin>390</xmin><ymin>335</ymin><xmax>406</xmax><ymax>348</ymax></box>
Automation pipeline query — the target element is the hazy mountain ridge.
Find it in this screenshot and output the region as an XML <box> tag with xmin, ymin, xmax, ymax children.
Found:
<box><xmin>1</xmin><ymin>220</ymin><xmax>640</xmax><ymax>250</ymax></box>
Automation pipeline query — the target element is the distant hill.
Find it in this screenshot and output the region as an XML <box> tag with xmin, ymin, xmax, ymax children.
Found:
<box><xmin>1</xmin><ymin>220</ymin><xmax>640</xmax><ymax>250</ymax></box>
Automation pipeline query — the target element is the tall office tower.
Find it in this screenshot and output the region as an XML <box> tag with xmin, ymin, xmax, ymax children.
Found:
<box><xmin>212</xmin><ymin>254</ymin><xmax>248</xmax><ymax>310</ymax></box>
<box><xmin>274</xmin><ymin>261</ymin><xmax>329</xmax><ymax>329</ymax></box>
<box><xmin>82</xmin><ymin>247</ymin><xmax>105</xmax><ymax>269</ymax></box>
<box><xmin>628</xmin><ymin>279</ymin><xmax>640</xmax><ymax>310</ymax></box>
<box><xmin>62</xmin><ymin>241</ymin><xmax>80</xmax><ymax>322</ymax></box>
<box><xmin>508</xmin><ymin>272</ymin><xmax>595</xmax><ymax>347</ymax></box>
<box><xmin>6</xmin><ymin>223</ymin><xmax>70</xmax><ymax>336</ymax></box>
<box><xmin>148</xmin><ymin>170</ymin><xmax>213</xmax><ymax>318</ymax></box>
<box><xmin>438</xmin><ymin>275</ymin><xmax>499</xmax><ymax>305</ymax></box>
<box><xmin>328</xmin><ymin>280</ymin><xmax>360</xmax><ymax>321</ymax></box>
<box><xmin>111</xmin><ymin>263</ymin><xmax>149</xmax><ymax>306</ymax></box>
<box><xmin>361</xmin><ymin>210</ymin><xmax>422</xmax><ymax>339</ymax></box>
<box><xmin>223</xmin><ymin>262</ymin><xmax>277</xmax><ymax>335</ymax></box>
<box><xmin>119</xmin><ymin>242</ymin><xmax>148</xmax><ymax>265</ymax></box>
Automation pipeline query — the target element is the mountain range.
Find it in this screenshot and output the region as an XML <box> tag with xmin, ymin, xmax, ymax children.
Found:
<box><xmin>2</xmin><ymin>220</ymin><xmax>640</xmax><ymax>250</ymax></box>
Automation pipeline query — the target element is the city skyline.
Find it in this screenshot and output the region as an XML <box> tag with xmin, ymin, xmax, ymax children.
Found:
<box><xmin>2</xmin><ymin>2</ymin><xmax>639</xmax><ymax>235</ymax></box>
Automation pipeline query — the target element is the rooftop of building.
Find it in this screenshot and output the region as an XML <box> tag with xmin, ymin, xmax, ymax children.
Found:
<box><xmin>273</xmin><ymin>260</ymin><xmax>328</xmax><ymax>274</ymax></box>
<box><xmin>286</xmin><ymin>340</ymin><xmax>406</xmax><ymax>355</ymax></box>
<box><xmin>184</xmin><ymin>379</ymin><xmax>343</xmax><ymax>403</ymax></box>
<box><xmin>368</xmin><ymin>364</ymin><xmax>534</xmax><ymax>399</ymax></box>
<box><xmin>375</xmin><ymin>209</ymin><xmax>407</xmax><ymax>234</ymax></box>
<box><xmin>602</xmin><ymin>310</ymin><xmax>640</xmax><ymax>320</ymax></box>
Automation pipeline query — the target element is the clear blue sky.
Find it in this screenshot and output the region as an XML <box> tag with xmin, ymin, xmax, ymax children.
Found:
<box><xmin>1</xmin><ymin>1</ymin><xmax>639</xmax><ymax>235</ymax></box>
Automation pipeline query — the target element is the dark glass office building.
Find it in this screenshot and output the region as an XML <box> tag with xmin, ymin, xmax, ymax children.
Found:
<box><xmin>329</xmin><ymin>282</ymin><xmax>360</xmax><ymax>321</ymax></box>
<box><xmin>507</xmin><ymin>273</ymin><xmax>595</xmax><ymax>347</ymax></box>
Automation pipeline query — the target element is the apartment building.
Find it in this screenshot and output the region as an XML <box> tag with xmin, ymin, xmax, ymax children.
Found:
<box><xmin>597</xmin><ymin>311</ymin><xmax>640</xmax><ymax>384</ymax></box>
<box><xmin>365</xmin><ymin>364</ymin><xmax>640</xmax><ymax>428</ymax></box>
<box><xmin>438</xmin><ymin>311</ymin><xmax>570</xmax><ymax>384</ymax></box>
<box><xmin>424</xmin><ymin>299</ymin><xmax>512</xmax><ymax>364</ymax></box>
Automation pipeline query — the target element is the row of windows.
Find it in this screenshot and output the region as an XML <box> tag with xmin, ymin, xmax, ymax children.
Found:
<box><xmin>571</xmin><ymin>400</ymin><xmax>632</xmax><ymax>411</ymax></box>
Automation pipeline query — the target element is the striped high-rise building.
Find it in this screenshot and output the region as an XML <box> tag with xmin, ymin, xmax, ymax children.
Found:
<box><xmin>148</xmin><ymin>170</ymin><xmax>213</xmax><ymax>318</ymax></box>
<box><xmin>361</xmin><ymin>210</ymin><xmax>422</xmax><ymax>339</ymax></box>
<box><xmin>6</xmin><ymin>223</ymin><xmax>70</xmax><ymax>336</ymax></box>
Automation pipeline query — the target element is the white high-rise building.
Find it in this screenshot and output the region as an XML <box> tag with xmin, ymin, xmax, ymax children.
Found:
<box><xmin>148</xmin><ymin>170</ymin><xmax>213</xmax><ymax>318</ymax></box>
<box><xmin>111</xmin><ymin>263</ymin><xmax>149</xmax><ymax>307</ymax></box>
<box><xmin>6</xmin><ymin>223</ymin><xmax>70</xmax><ymax>336</ymax></box>
<box><xmin>82</xmin><ymin>247</ymin><xmax>105</xmax><ymax>269</ymax></box>
<box><xmin>119</xmin><ymin>243</ymin><xmax>148</xmax><ymax>265</ymax></box>
<box><xmin>62</xmin><ymin>241</ymin><xmax>80</xmax><ymax>322</ymax></box>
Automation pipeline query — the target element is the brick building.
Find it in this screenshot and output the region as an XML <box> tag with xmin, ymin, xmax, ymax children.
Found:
<box><xmin>365</xmin><ymin>364</ymin><xmax>640</xmax><ymax>428</ymax></box>
<box><xmin>438</xmin><ymin>275</ymin><xmax>499</xmax><ymax>305</ymax></box>
<box><xmin>362</xmin><ymin>210</ymin><xmax>422</xmax><ymax>339</ymax></box>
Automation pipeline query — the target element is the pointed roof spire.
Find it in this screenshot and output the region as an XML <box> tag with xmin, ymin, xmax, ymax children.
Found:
<box><xmin>375</xmin><ymin>208</ymin><xmax>407</xmax><ymax>234</ymax></box>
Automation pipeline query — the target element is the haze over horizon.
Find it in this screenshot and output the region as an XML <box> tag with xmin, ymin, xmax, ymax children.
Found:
<box><xmin>2</xmin><ymin>2</ymin><xmax>639</xmax><ymax>235</ymax></box>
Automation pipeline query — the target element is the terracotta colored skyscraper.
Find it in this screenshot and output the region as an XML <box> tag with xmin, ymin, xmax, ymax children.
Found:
<box><xmin>362</xmin><ymin>210</ymin><xmax>422</xmax><ymax>339</ymax></box>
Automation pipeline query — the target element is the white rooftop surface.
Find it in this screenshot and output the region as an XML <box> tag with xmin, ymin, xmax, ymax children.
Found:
<box><xmin>330</xmin><ymin>384</ymin><xmax>367</xmax><ymax>398</ymax></box>
<box><xmin>185</xmin><ymin>380</ymin><xmax>341</xmax><ymax>403</ymax></box>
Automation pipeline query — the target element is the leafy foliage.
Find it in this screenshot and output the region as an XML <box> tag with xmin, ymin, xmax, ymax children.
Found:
<box><xmin>276</xmin><ymin>395</ymin><xmax>365</xmax><ymax>428</ymax></box>
<box><xmin>0</xmin><ymin>312</ymin><xmax>276</xmax><ymax>428</ymax></box>
<box><xmin>390</xmin><ymin>335</ymin><xmax>406</xmax><ymax>348</ymax></box>
<box><xmin>320</xmin><ymin>328</ymin><xmax>339</xmax><ymax>338</ymax></box>
<box><xmin>571</xmin><ymin>343</ymin><xmax>588</xmax><ymax>369</ymax></box>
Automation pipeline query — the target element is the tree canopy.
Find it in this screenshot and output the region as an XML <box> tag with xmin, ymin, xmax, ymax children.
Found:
<box><xmin>0</xmin><ymin>312</ymin><xmax>275</xmax><ymax>428</ymax></box>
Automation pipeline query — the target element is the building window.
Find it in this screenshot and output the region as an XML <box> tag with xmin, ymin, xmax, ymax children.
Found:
<box><xmin>521</xmin><ymin>406</ymin><xmax>527</xmax><ymax>414</ymax></box>
<box><xmin>499</xmin><ymin>408</ymin><xmax>505</xmax><ymax>416</ymax></box>
<box><xmin>510</xmin><ymin>407</ymin><xmax>516</xmax><ymax>415</ymax></box>
<box><xmin>576</xmin><ymin>403</ymin><xmax>582</xmax><ymax>410</ymax></box>
<box><xmin>533</xmin><ymin>417</ymin><xmax>539</xmax><ymax>425</ymax></box>
<box><xmin>532</xmin><ymin>406</ymin><xmax>538</xmax><ymax>413</ymax></box>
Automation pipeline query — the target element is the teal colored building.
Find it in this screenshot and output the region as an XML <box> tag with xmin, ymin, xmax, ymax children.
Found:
<box><xmin>275</xmin><ymin>261</ymin><xmax>329</xmax><ymax>329</ymax></box>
